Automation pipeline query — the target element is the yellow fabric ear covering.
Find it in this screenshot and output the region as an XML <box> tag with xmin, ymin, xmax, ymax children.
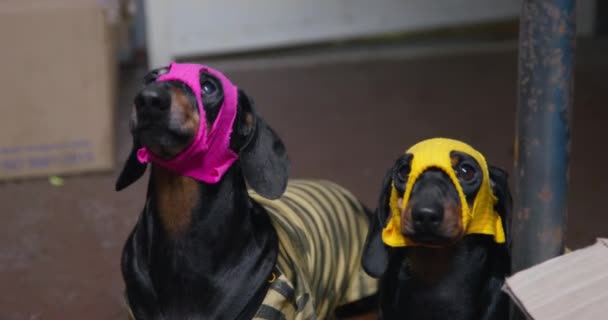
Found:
<box><xmin>381</xmin><ymin>138</ymin><xmax>506</xmax><ymax>247</ymax></box>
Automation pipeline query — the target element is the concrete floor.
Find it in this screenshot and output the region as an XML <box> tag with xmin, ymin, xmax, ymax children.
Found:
<box><xmin>1</xmin><ymin>40</ymin><xmax>607</xmax><ymax>319</ymax></box>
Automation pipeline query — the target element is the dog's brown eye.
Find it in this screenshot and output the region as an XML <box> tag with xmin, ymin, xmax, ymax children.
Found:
<box><xmin>457</xmin><ymin>164</ymin><xmax>476</xmax><ymax>182</ymax></box>
<box><xmin>202</xmin><ymin>80</ymin><xmax>217</xmax><ymax>94</ymax></box>
<box><xmin>397</xmin><ymin>164</ymin><xmax>411</xmax><ymax>181</ymax></box>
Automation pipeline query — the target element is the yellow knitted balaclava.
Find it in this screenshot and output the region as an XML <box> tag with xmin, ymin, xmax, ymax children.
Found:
<box><xmin>381</xmin><ymin>138</ymin><xmax>506</xmax><ymax>247</ymax></box>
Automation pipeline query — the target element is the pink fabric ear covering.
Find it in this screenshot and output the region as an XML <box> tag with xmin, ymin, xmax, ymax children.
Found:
<box><xmin>136</xmin><ymin>62</ymin><xmax>239</xmax><ymax>183</ymax></box>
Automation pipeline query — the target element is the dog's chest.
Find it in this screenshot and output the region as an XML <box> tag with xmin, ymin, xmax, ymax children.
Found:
<box><xmin>382</xmin><ymin>245</ymin><xmax>489</xmax><ymax>320</ymax></box>
<box><xmin>393</xmin><ymin>277</ymin><xmax>477</xmax><ymax>320</ymax></box>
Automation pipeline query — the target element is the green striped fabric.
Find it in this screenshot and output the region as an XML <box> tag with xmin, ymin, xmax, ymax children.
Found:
<box><xmin>251</xmin><ymin>179</ymin><xmax>378</xmax><ymax>320</ymax></box>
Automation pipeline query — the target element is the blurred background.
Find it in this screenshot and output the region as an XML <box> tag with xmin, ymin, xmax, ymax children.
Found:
<box><xmin>0</xmin><ymin>0</ymin><xmax>606</xmax><ymax>318</ymax></box>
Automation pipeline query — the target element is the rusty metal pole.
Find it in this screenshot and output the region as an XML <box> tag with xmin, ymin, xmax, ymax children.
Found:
<box><xmin>511</xmin><ymin>0</ymin><xmax>576</xmax><ymax>318</ymax></box>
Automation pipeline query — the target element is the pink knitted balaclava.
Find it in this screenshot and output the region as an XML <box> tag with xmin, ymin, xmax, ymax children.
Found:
<box><xmin>136</xmin><ymin>62</ymin><xmax>239</xmax><ymax>183</ymax></box>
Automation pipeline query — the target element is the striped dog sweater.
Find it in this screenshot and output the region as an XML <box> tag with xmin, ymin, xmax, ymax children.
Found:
<box><xmin>250</xmin><ymin>179</ymin><xmax>378</xmax><ymax>320</ymax></box>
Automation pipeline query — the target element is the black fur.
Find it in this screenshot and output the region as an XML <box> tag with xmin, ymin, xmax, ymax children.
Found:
<box><xmin>236</xmin><ymin>93</ymin><xmax>289</xmax><ymax>200</ymax></box>
<box><xmin>120</xmin><ymin>164</ymin><xmax>280</xmax><ymax>320</ymax></box>
<box><xmin>115</xmin><ymin>139</ymin><xmax>147</xmax><ymax>191</ymax></box>
<box><xmin>116</xmin><ymin>68</ymin><xmax>289</xmax><ymax>319</ymax></box>
<box><xmin>362</xmin><ymin>153</ymin><xmax>512</xmax><ymax>320</ymax></box>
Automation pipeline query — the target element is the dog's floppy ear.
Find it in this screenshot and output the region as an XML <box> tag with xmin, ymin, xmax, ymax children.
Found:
<box><xmin>489</xmin><ymin>165</ymin><xmax>512</xmax><ymax>247</ymax></box>
<box><xmin>362</xmin><ymin>167</ymin><xmax>394</xmax><ymax>278</ymax></box>
<box><xmin>237</xmin><ymin>90</ymin><xmax>290</xmax><ymax>199</ymax></box>
<box><xmin>115</xmin><ymin>140</ymin><xmax>148</xmax><ymax>191</ymax></box>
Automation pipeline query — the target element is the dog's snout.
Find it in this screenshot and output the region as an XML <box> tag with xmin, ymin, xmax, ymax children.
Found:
<box><xmin>135</xmin><ymin>87</ymin><xmax>171</xmax><ymax>111</ymax></box>
<box><xmin>411</xmin><ymin>204</ymin><xmax>444</xmax><ymax>231</ymax></box>
<box><xmin>400</xmin><ymin>168</ymin><xmax>465</xmax><ymax>245</ymax></box>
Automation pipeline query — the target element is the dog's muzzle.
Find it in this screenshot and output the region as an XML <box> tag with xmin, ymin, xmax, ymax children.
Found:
<box><xmin>136</xmin><ymin>62</ymin><xmax>239</xmax><ymax>184</ymax></box>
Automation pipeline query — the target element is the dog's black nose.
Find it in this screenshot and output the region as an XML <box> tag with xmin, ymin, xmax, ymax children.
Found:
<box><xmin>134</xmin><ymin>87</ymin><xmax>170</xmax><ymax>111</ymax></box>
<box><xmin>412</xmin><ymin>204</ymin><xmax>444</xmax><ymax>231</ymax></box>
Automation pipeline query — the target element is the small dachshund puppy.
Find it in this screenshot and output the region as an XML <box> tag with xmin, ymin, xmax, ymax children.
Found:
<box><xmin>362</xmin><ymin>138</ymin><xmax>511</xmax><ymax>320</ymax></box>
<box><xmin>116</xmin><ymin>62</ymin><xmax>377</xmax><ymax>320</ymax></box>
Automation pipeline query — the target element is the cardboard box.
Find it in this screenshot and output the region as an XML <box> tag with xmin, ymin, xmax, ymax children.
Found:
<box><xmin>0</xmin><ymin>1</ymin><xmax>116</xmax><ymax>180</ymax></box>
<box><xmin>503</xmin><ymin>238</ymin><xmax>608</xmax><ymax>320</ymax></box>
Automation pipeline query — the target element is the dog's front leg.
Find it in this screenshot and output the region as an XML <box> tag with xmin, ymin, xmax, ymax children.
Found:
<box><xmin>477</xmin><ymin>275</ymin><xmax>510</xmax><ymax>320</ymax></box>
<box><xmin>122</xmin><ymin>224</ymin><xmax>163</xmax><ymax>320</ymax></box>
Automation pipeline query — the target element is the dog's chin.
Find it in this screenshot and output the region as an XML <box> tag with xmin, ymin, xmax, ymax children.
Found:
<box><xmin>405</xmin><ymin>233</ymin><xmax>462</xmax><ymax>247</ymax></box>
<box><xmin>132</xmin><ymin>128</ymin><xmax>192</xmax><ymax>160</ymax></box>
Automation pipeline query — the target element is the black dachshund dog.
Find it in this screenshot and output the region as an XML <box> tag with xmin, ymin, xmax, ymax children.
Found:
<box><xmin>362</xmin><ymin>138</ymin><xmax>511</xmax><ymax>320</ymax></box>
<box><xmin>116</xmin><ymin>63</ymin><xmax>377</xmax><ymax>320</ymax></box>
